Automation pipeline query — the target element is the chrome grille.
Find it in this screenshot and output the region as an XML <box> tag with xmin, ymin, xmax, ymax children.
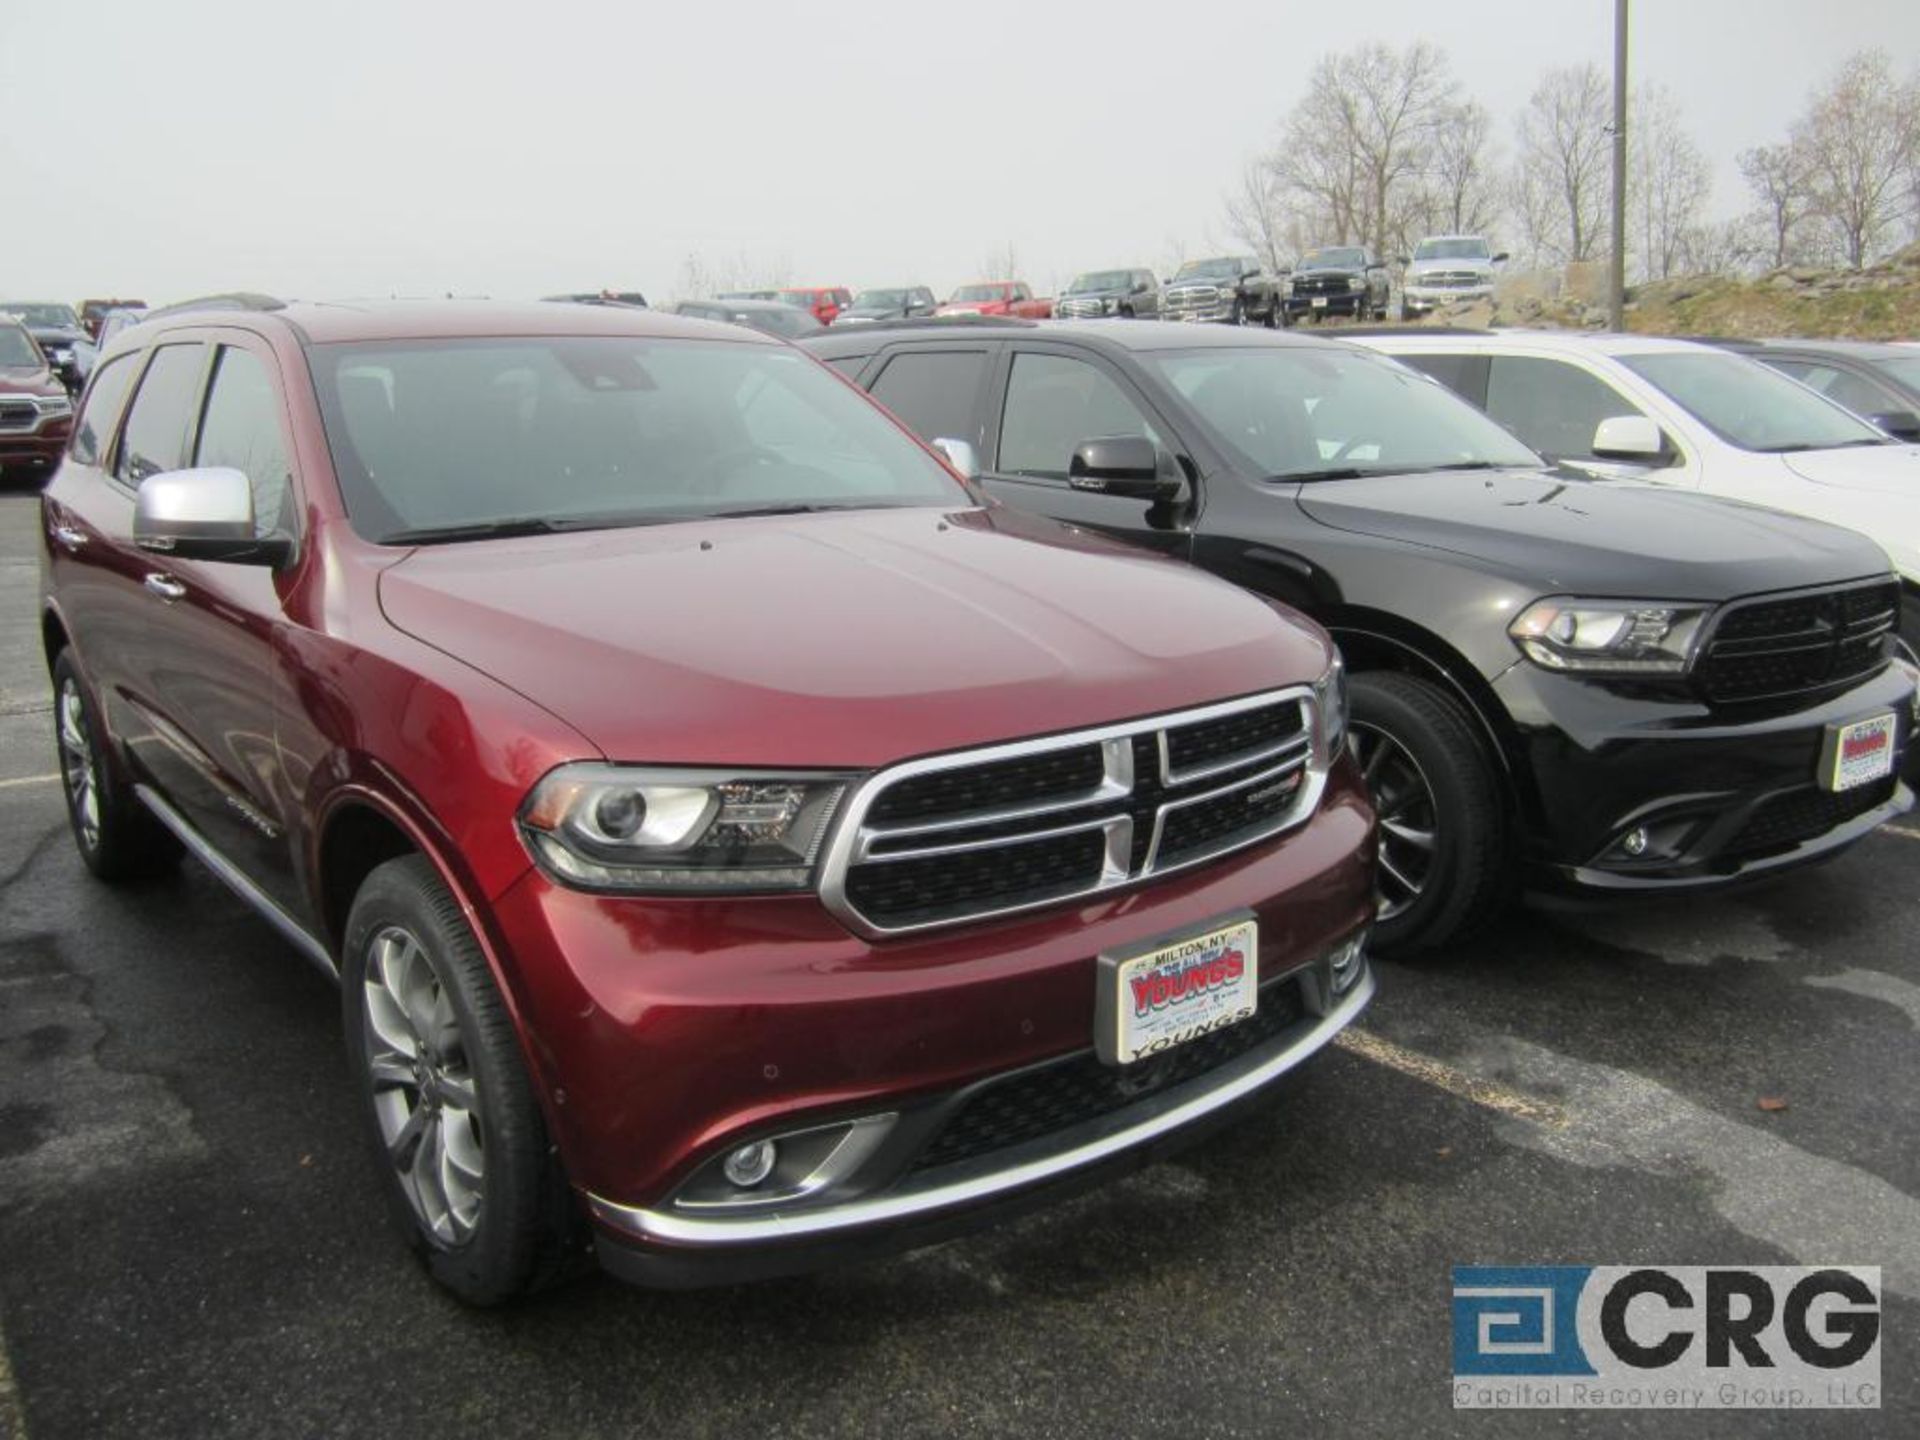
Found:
<box><xmin>1696</xmin><ymin>579</ymin><xmax>1898</xmax><ymax>704</ymax></box>
<box><xmin>1055</xmin><ymin>296</ymin><xmax>1106</xmax><ymax>318</ymax></box>
<box><xmin>821</xmin><ymin>690</ymin><xmax>1322</xmax><ymax>935</ymax></box>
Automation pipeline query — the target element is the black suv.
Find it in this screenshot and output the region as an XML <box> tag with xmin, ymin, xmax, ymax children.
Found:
<box><xmin>1282</xmin><ymin>249</ymin><xmax>1391</xmax><ymax>324</ymax></box>
<box><xmin>803</xmin><ymin>320</ymin><xmax>1917</xmax><ymax>953</ymax></box>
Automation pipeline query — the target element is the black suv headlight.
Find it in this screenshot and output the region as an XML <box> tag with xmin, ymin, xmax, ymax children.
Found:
<box><xmin>520</xmin><ymin>765</ymin><xmax>850</xmax><ymax>892</ymax></box>
<box><xmin>1509</xmin><ymin>598</ymin><xmax>1713</xmax><ymax>674</ymax></box>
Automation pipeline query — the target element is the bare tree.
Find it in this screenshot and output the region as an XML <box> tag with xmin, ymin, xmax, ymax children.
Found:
<box><xmin>1224</xmin><ymin>159</ymin><xmax>1291</xmax><ymax>272</ymax></box>
<box><xmin>1630</xmin><ymin>86</ymin><xmax>1713</xmax><ymax>280</ymax></box>
<box><xmin>1739</xmin><ymin>140</ymin><xmax>1818</xmax><ymax>268</ymax></box>
<box><xmin>1798</xmin><ymin>49</ymin><xmax>1920</xmax><ymax>267</ymax></box>
<box><xmin>1272</xmin><ymin>41</ymin><xmax>1456</xmax><ymax>254</ymax></box>
<box><xmin>1423</xmin><ymin>99</ymin><xmax>1502</xmax><ymax>239</ymax></box>
<box><xmin>674</xmin><ymin>249</ymin><xmax>792</xmax><ymax>301</ymax></box>
<box><xmin>1512</xmin><ymin>64</ymin><xmax>1611</xmax><ymax>265</ymax></box>
<box><xmin>976</xmin><ymin>242</ymin><xmax>1021</xmax><ymax>282</ymax></box>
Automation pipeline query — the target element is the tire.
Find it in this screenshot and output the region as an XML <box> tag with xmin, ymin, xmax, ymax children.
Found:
<box><xmin>1229</xmin><ymin>296</ymin><xmax>1245</xmax><ymax>326</ymax></box>
<box><xmin>1264</xmin><ymin>297</ymin><xmax>1281</xmax><ymax>329</ymax></box>
<box><xmin>51</xmin><ymin>650</ymin><xmax>181</xmax><ymax>881</ymax></box>
<box><xmin>343</xmin><ymin>855</ymin><xmax>578</xmax><ymax>1304</ymax></box>
<box><xmin>1348</xmin><ymin>671</ymin><xmax>1509</xmax><ymax>956</ymax></box>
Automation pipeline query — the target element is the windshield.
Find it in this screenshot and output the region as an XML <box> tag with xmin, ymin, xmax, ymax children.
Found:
<box><xmin>2</xmin><ymin>304</ymin><xmax>79</xmax><ymax>329</ymax></box>
<box><xmin>950</xmin><ymin>284</ymin><xmax>1010</xmax><ymax>303</ymax></box>
<box><xmin>1413</xmin><ymin>238</ymin><xmax>1491</xmax><ymax>262</ymax></box>
<box><xmin>1176</xmin><ymin>259</ymin><xmax>1243</xmax><ymax>281</ymax></box>
<box><xmin>1620</xmin><ymin>351</ymin><xmax>1889</xmax><ymax>452</ymax></box>
<box><xmin>744</xmin><ymin>307</ymin><xmax>821</xmax><ymax>338</ymax></box>
<box><xmin>1067</xmin><ymin>271</ymin><xmax>1132</xmax><ymax>294</ymax></box>
<box><xmin>1150</xmin><ymin>346</ymin><xmax>1542</xmax><ymax>479</ymax></box>
<box><xmin>1298</xmin><ymin>249</ymin><xmax>1366</xmax><ymax>270</ymax></box>
<box><xmin>853</xmin><ymin>289</ymin><xmax>909</xmax><ymax>309</ymax></box>
<box><xmin>1874</xmin><ymin>355</ymin><xmax>1920</xmax><ymax>393</ymax></box>
<box><xmin>309</xmin><ymin>337</ymin><xmax>967</xmax><ymax>543</ymax></box>
<box><xmin>0</xmin><ymin>327</ymin><xmax>41</xmax><ymax>367</ymax></box>
<box><xmin>775</xmin><ymin>290</ymin><xmax>818</xmax><ymax>308</ymax></box>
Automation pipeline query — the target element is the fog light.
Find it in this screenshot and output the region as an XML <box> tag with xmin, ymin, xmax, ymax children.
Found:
<box><xmin>722</xmin><ymin>1140</ymin><xmax>777</xmax><ymax>1188</ymax></box>
<box><xmin>1328</xmin><ymin>936</ymin><xmax>1367</xmax><ymax>996</ymax></box>
<box><xmin>1621</xmin><ymin>827</ymin><xmax>1650</xmax><ymax>857</ymax></box>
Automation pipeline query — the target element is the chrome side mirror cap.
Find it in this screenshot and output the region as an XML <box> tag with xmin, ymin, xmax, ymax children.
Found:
<box><xmin>929</xmin><ymin>437</ymin><xmax>981</xmax><ymax>480</ymax></box>
<box><xmin>134</xmin><ymin>467</ymin><xmax>290</xmax><ymax>566</ymax></box>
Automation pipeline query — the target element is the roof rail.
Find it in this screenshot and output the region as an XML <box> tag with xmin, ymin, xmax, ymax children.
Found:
<box><xmin>144</xmin><ymin>292</ymin><xmax>288</xmax><ymax>321</ymax></box>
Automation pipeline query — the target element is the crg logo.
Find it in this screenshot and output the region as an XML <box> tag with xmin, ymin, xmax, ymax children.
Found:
<box><xmin>1452</xmin><ymin>1266</ymin><xmax>1880</xmax><ymax>1410</ymax></box>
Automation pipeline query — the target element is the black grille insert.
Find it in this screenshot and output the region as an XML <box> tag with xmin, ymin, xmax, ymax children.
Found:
<box><xmin>1165</xmin><ymin>701</ymin><xmax>1305</xmax><ymax>777</ymax></box>
<box><xmin>844</xmin><ymin>828</ymin><xmax>1107</xmax><ymax>927</ymax></box>
<box><xmin>868</xmin><ymin>744</ymin><xmax>1105</xmax><ymax>824</ymax></box>
<box><xmin>1726</xmin><ymin>779</ymin><xmax>1897</xmax><ymax>860</ymax></box>
<box><xmin>910</xmin><ymin>979</ymin><xmax>1307</xmax><ymax>1173</ymax></box>
<box><xmin>1698</xmin><ymin>581</ymin><xmax>1897</xmax><ymax>704</ymax></box>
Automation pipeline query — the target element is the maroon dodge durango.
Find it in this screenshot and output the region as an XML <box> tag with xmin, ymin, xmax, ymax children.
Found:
<box><xmin>40</xmin><ymin>298</ymin><xmax>1375</xmax><ymax>1302</ymax></box>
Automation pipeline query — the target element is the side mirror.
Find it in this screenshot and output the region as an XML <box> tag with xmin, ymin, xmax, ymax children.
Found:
<box><xmin>134</xmin><ymin>467</ymin><xmax>289</xmax><ymax>566</ymax></box>
<box><xmin>929</xmin><ymin>437</ymin><xmax>981</xmax><ymax>479</ymax></box>
<box><xmin>1132</xmin><ymin>280</ymin><xmax>1150</xmax><ymax>295</ymax></box>
<box><xmin>1867</xmin><ymin>411</ymin><xmax>1920</xmax><ymax>442</ymax></box>
<box><xmin>1591</xmin><ymin>415</ymin><xmax>1667</xmax><ymax>461</ymax></box>
<box><xmin>1068</xmin><ymin>437</ymin><xmax>1186</xmax><ymax>501</ymax></box>
<box><xmin>1492</xmin><ymin>251</ymin><xmax>1511</xmax><ymax>264</ymax></box>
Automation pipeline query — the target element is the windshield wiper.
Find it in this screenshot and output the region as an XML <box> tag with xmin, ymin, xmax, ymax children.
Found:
<box><xmin>1265</xmin><ymin>467</ymin><xmax>1370</xmax><ymax>483</ymax></box>
<box><xmin>707</xmin><ymin>501</ymin><xmax>883</xmax><ymax>519</ymax></box>
<box><xmin>382</xmin><ymin>513</ymin><xmax>678</xmax><ymax>545</ymax></box>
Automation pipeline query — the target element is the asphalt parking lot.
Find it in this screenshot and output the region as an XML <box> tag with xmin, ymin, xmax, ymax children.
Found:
<box><xmin>0</xmin><ymin>485</ymin><xmax>1914</xmax><ymax>1439</ymax></box>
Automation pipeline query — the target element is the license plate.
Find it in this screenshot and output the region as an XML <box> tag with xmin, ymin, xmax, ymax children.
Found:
<box><xmin>1821</xmin><ymin>713</ymin><xmax>1897</xmax><ymax>792</ymax></box>
<box><xmin>1311</xmin><ymin>296</ymin><xmax>1328</xmax><ymax>308</ymax></box>
<box><xmin>1096</xmin><ymin>916</ymin><xmax>1257</xmax><ymax>1066</ymax></box>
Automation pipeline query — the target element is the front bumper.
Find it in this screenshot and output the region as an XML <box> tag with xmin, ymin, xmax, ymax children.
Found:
<box><xmin>1495</xmin><ymin>660</ymin><xmax>1918</xmax><ymax>893</ymax></box>
<box><xmin>484</xmin><ymin>763</ymin><xmax>1375</xmax><ymax>1283</ymax></box>
<box><xmin>1284</xmin><ymin>291</ymin><xmax>1367</xmax><ymax>318</ymax></box>
<box><xmin>1403</xmin><ymin>285</ymin><xmax>1493</xmax><ymax>313</ymax></box>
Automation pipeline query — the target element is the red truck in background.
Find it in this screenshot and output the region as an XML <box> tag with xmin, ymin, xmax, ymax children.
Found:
<box><xmin>936</xmin><ymin>281</ymin><xmax>1054</xmax><ymax>319</ymax></box>
<box><xmin>778</xmin><ymin>287</ymin><xmax>852</xmax><ymax>326</ymax></box>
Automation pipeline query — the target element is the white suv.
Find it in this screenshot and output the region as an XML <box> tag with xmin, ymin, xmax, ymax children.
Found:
<box><xmin>1349</xmin><ymin>330</ymin><xmax>1920</xmax><ymax>647</ymax></box>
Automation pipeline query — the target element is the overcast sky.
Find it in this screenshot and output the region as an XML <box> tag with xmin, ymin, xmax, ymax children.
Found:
<box><xmin>6</xmin><ymin>0</ymin><xmax>1917</xmax><ymax>305</ymax></box>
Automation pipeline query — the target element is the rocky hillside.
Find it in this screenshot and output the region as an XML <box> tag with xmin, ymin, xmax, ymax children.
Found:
<box><xmin>1420</xmin><ymin>242</ymin><xmax>1920</xmax><ymax>338</ymax></box>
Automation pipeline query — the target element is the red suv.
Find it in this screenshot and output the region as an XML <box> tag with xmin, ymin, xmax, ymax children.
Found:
<box><xmin>40</xmin><ymin>299</ymin><xmax>1374</xmax><ymax>1301</ymax></box>
<box><xmin>1</xmin><ymin>319</ymin><xmax>74</xmax><ymax>475</ymax></box>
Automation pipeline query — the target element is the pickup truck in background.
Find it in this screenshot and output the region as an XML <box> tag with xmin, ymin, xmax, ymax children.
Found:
<box><xmin>937</xmin><ymin>282</ymin><xmax>1054</xmax><ymax>319</ymax></box>
<box><xmin>1162</xmin><ymin>256</ymin><xmax>1285</xmax><ymax>327</ymax></box>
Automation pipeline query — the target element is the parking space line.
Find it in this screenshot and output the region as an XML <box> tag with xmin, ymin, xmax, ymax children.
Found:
<box><xmin>1883</xmin><ymin>823</ymin><xmax>1920</xmax><ymax>841</ymax></box>
<box><xmin>0</xmin><ymin>775</ymin><xmax>58</xmax><ymax>791</ymax></box>
<box><xmin>1334</xmin><ymin>1028</ymin><xmax>1570</xmax><ymax>1129</ymax></box>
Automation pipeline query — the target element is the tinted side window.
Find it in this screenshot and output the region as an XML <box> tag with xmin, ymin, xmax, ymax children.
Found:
<box><xmin>869</xmin><ymin>350</ymin><xmax>990</xmax><ymax>444</ymax></box>
<box><xmin>1771</xmin><ymin>360</ymin><xmax>1897</xmax><ymax>419</ymax></box>
<box><xmin>69</xmin><ymin>352</ymin><xmax>139</xmax><ymax>467</ymax></box>
<box><xmin>1485</xmin><ymin>356</ymin><xmax>1644</xmax><ymax>460</ymax></box>
<box><xmin>1398</xmin><ymin>352</ymin><xmax>1491</xmax><ymax>407</ymax></box>
<box><xmin>997</xmin><ymin>352</ymin><xmax>1158</xmax><ymax>477</ymax></box>
<box><xmin>823</xmin><ymin>355</ymin><xmax>869</xmax><ymax>377</ymax></box>
<box><xmin>194</xmin><ymin>347</ymin><xmax>294</xmax><ymax>536</ymax></box>
<box><xmin>115</xmin><ymin>344</ymin><xmax>206</xmax><ymax>484</ymax></box>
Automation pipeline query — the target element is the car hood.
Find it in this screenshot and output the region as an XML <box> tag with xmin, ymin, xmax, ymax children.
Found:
<box><xmin>1063</xmin><ymin>288</ymin><xmax>1130</xmax><ymax>300</ymax></box>
<box><xmin>23</xmin><ymin>325</ymin><xmax>84</xmax><ymax>346</ymax></box>
<box><xmin>839</xmin><ymin>306</ymin><xmax>899</xmax><ymax>319</ymax></box>
<box><xmin>1293</xmin><ymin>467</ymin><xmax>1891</xmax><ymax>597</ymax></box>
<box><xmin>0</xmin><ymin>366</ymin><xmax>61</xmax><ymax>396</ymax></box>
<box><xmin>376</xmin><ymin>506</ymin><xmax>1330</xmax><ymax>767</ymax></box>
<box><xmin>1782</xmin><ymin>444</ymin><xmax>1920</xmax><ymax>494</ymax></box>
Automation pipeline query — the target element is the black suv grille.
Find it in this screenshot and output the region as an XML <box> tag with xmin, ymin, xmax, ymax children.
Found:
<box><xmin>1696</xmin><ymin>580</ymin><xmax>1897</xmax><ymax>704</ymax></box>
<box><xmin>909</xmin><ymin>978</ymin><xmax>1307</xmax><ymax>1174</ymax></box>
<box><xmin>828</xmin><ymin>691</ymin><xmax>1319</xmax><ymax>932</ymax></box>
<box><xmin>1725</xmin><ymin>778</ymin><xmax>1897</xmax><ymax>860</ymax></box>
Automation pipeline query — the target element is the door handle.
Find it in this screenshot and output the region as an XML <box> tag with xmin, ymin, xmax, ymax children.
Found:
<box><xmin>143</xmin><ymin>573</ymin><xmax>186</xmax><ymax>603</ymax></box>
<box><xmin>52</xmin><ymin>524</ymin><xmax>88</xmax><ymax>553</ymax></box>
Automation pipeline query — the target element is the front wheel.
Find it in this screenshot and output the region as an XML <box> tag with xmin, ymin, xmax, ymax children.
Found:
<box><xmin>343</xmin><ymin>856</ymin><xmax>578</xmax><ymax>1304</ymax></box>
<box><xmin>1348</xmin><ymin>672</ymin><xmax>1509</xmax><ymax>956</ymax></box>
<box><xmin>1229</xmin><ymin>297</ymin><xmax>1245</xmax><ymax>326</ymax></box>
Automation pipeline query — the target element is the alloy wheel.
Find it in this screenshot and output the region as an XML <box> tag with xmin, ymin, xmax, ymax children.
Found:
<box><xmin>1350</xmin><ymin>722</ymin><xmax>1438</xmax><ymax>921</ymax></box>
<box><xmin>362</xmin><ymin>924</ymin><xmax>486</xmax><ymax>1246</ymax></box>
<box><xmin>57</xmin><ymin>678</ymin><xmax>100</xmax><ymax>852</ymax></box>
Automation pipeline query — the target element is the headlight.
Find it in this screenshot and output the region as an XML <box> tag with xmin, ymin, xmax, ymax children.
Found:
<box><xmin>1101</xmin><ymin>297</ymin><xmax>1115</xmax><ymax>314</ymax></box>
<box><xmin>37</xmin><ymin>395</ymin><xmax>72</xmax><ymax>417</ymax></box>
<box><xmin>1346</xmin><ymin>277</ymin><xmax>1365</xmax><ymax>292</ymax></box>
<box><xmin>519</xmin><ymin>764</ymin><xmax>850</xmax><ymax>892</ymax></box>
<box><xmin>1314</xmin><ymin>653</ymin><xmax>1349</xmax><ymax>760</ymax></box>
<box><xmin>1509</xmin><ymin>598</ymin><xmax>1713</xmax><ymax>675</ymax></box>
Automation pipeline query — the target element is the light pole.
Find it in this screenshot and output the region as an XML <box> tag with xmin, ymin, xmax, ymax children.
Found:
<box><xmin>1610</xmin><ymin>0</ymin><xmax>1628</xmax><ymax>331</ymax></box>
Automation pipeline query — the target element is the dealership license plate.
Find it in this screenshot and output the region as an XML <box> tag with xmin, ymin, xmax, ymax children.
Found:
<box><xmin>1311</xmin><ymin>296</ymin><xmax>1328</xmax><ymax>308</ymax></box>
<box><xmin>1823</xmin><ymin>713</ymin><xmax>1897</xmax><ymax>792</ymax></box>
<box><xmin>1096</xmin><ymin>917</ymin><xmax>1257</xmax><ymax>1066</ymax></box>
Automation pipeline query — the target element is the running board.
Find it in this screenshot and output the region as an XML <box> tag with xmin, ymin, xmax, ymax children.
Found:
<box><xmin>134</xmin><ymin>784</ymin><xmax>338</xmax><ymax>981</ymax></box>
